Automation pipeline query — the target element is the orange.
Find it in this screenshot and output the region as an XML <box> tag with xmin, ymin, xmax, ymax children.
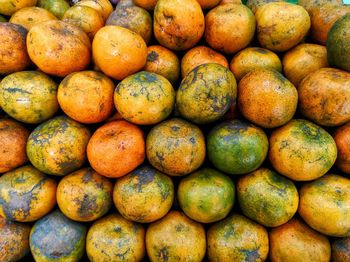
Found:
<box><xmin>334</xmin><ymin>122</ymin><xmax>350</xmax><ymax>174</ymax></box>
<box><xmin>154</xmin><ymin>0</ymin><xmax>204</xmax><ymax>50</ymax></box>
<box><xmin>57</xmin><ymin>168</ymin><xmax>113</xmax><ymax>222</ymax></box>
<box><xmin>27</xmin><ymin>20</ymin><xmax>91</xmax><ymax>77</ymax></box>
<box><xmin>246</xmin><ymin>0</ymin><xmax>284</xmax><ymax>13</ymax></box>
<box><xmin>0</xmin><ymin>23</ymin><xmax>31</xmax><ymax>75</ymax></box>
<box><xmin>0</xmin><ymin>216</ymin><xmax>31</xmax><ymax>262</ymax></box>
<box><xmin>197</xmin><ymin>0</ymin><xmax>221</xmax><ymax>9</ymax></box>
<box><xmin>57</xmin><ymin>71</ymin><xmax>115</xmax><ymax>124</ymax></box>
<box><xmin>87</xmin><ymin>120</ymin><xmax>145</xmax><ymax>178</ymax></box>
<box><xmin>133</xmin><ymin>0</ymin><xmax>157</xmax><ymax>10</ymax></box>
<box><xmin>62</xmin><ymin>5</ymin><xmax>104</xmax><ymax>40</ymax></box>
<box><xmin>298</xmin><ymin>0</ymin><xmax>343</xmax><ymax>13</ymax></box>
<box><xmin>256</xmin><ymin>2</ymin><xmax>311</xmax><ymax>52</ymax></box>
<box><xmin>92</xmin><ymin>26</ymin><xmax>148</xmax><ymax>80</ymax></box>
<box><xmin>238</xmin><ymin>69</ymin><xmax>298</xmax><ymax>128</ymax></box>
<box><xmin>0</xmin><ymin>0</ymin><xmax>37</xmax><ymax>16</ymax></box>
<box><xmin>9</xmin><ymin>7</ymin><xmax>57</xmax><ymax>31</ymax></box>
<box><xmin>205</xmin><ymin>3</ymin><xmax>255</xmax><ymax>54</ymax></box>
<box><xmin>283</xmin><ymin>44</ymin><xmax>328</xmax><ymax>87</ymax></box>
<box><xmin>269</xmin><ymin>218</ymin><xmax>331</xmax><ymax>262</ymax></box>
<box><xmin>299</xmin><ymin>68</ymin><xmax>350</xmax><ymax>126</ymax></box>
<box><xmin>106</xmin><ymin>4</ymin><xmax>152</xmax><ymax>44</ymax></box>
<box><xmin>0</xmin><ymin>119</ymin><xmax>29</xmax><ymax>173</ymax></box>
<box><xmin>230</xmin><ymin>47</ymin><xmax>282</xmax><ymax>81</ymax></box>
<box><xmin>143</xmin><ymin>45</ymin><xmax>180</xmax><ymax>84</ymax></box>
<box><xmin>181</xmin><ymin>45</ymin><xmax>228</xmax><ymax>78</ymax></box>
<box><xmin>76</xmin><ymin>0</ymin><xmax>113</xmax><ymax>21</ymax></box>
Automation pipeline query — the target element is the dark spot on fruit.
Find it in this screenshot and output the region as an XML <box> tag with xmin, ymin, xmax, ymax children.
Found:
<box><xmin>239</xmin><ymin>248</ymin><xmax>260</xmax><ymax>262</ymax></box>
<box><xmin>133</xmin><ymin>167</ymin><xmax>155</xmax><ymax>192</ymax></box>
<box><xmin>189</xmin><ymin>137</ymin><xmax>195</xmax><ymax>144</ymax></box>
<box><xmin>116</xmin><ymin>248</ymin><xmax>131</xmax><ymax>260</ymax></box>
<box><xmin>114</xmin><ymin>226</ymin><xmax>122</xmax><ymax>233</ymax></box>
<box><xmin>57</xmin><ymin>157</ymin><xmax>81</xmax><ymax>176</ymax></box>
<box><xmin>3</xmin><ymin>87</ymin><xmax>32</xmax><ymax>94</ymax></box>
<box><xmin>76</xmin><ymin>194</ymin><xmax>98</xmax><ymax>218</ymax></box>
<box><xmin>82</xmin><ymin>168</ymin><xmax>94</xmax><ymax>183</ymax></box>
<box><xmin>175</xmin><ymin>223</ymin><xmax>185</xmax><ymax>232</ymax></box>
<box><xmin>171</xmin><ymin>125</ymin><xmax>180</xmax><ymax>131</ymax></box>
<box><xmin>254</xmin><ymin>48</ymin><xmax>269</xmax><ymax>54</ymax></box>
<box><xmin>158</xmin><ymin>247</ymin><xmax>169</xmax><ymax>262</ymax></box>
<box><xmin>147</xmin><ymin>51</ymin><xmax>159</xmax><ymax>62</ymax></box>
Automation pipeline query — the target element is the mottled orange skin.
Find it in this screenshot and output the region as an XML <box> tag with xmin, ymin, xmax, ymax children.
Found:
<box><xmin>86</xmin><ymin>214</ymin><xmax>145</xmax><ymax>262</ymax></box>
<box><xmin>63</xmin><ymin>5</ymin><xmax>104</xmax><ymax>40</ymax></box>
<box><xmin>310</xmin><ymin>5</ymin><xmax>350</xmax><ymax>45</ymax></box>
<box><xmin>256</xmin><ymin>2</ymin><xmax>311</xmax><ymax>52</ymax></box>
<box><xmin>92</xmin><ymin>26</ymin><xmax>148</xmax><ymax>81</ymax></box>
<box><xmin>331</xmin><ymin>237</ymin><xmax>350</xmax><ymax>262</ymax></box>
<box><xmin>334</xmin><ymin>122</ymin><xmax>350</xmax><ymax>174</ymax></box>
<box><xmin>299</xmin><ymin>174</ymin><xmax>350</xmax><ymax>237</ymax></box>
<box><xmin>269</xmin><ymin>218</ymin><xmax>331</xmax><ymax>262</ymax></box>
<box><xmin>181</xmin><ymin>46</ymin><xmax>228</xmax><ymax>78</ymax></box>
<box><xmin>0</xmin><ymin>216</ymin><xmax>31</xmax><ymax>262</ymax></box>
<box><xmin>9</xmin><ymin>7</ymin><xmax>57</xmax><ymax>31</ymax></box>
<box><xmin>133</xmin><ymin>0</ymin><xmax>157</xmax><ymax>10</ymax></box>
<box><xmin>58</xmin><ymin>71</ymin><xmax>114</xmax><ymax>124</ymax></box>
<box><xmin>230</xmin><ymin>47</ymin><xmax>282</xmax><ymax>81</ymax></box>
<box><xmin>0</xmin><ymin>119</ymin><xmax>29</xmax><ymax>173</ymax></box>
<box><xmin>238</xmin><ymin>69</ymin><xmax>298</xmax><ymax>128</ymax></box>
<box><xmin>283</xmin><ymin>44</ymin><xmax>328</xmax><ymax>87</ymax></box>
<box><xmin>205</xmin><ymin>3</ymin><xmax>256</xmax><ymax>54</ymax></box>
<box><xmin>57</xmin><ymin>168</ymin><xmax>113</xmax><ymax>222</ymax></box>
<box><xmin>76</xmin><ymin>0</ymin><xmax>113</xmax><ymax>21</ymax></box>
<box><xmin>114</xmin><ymin>71</ymin><xmax>175</xmax><ymax>125</ymax></box>
<box><xmin>0</xmin><ymin>23</ymin><xmax>31</xmax><ymax>75</ymax></box>
<box><xmin>106</xmin><ymin>5</ymin><xmax>152</xmax><ymax>44</ymax></box>
<box><xmin>246</xmin><ymin>0</ymin><xmax>284</xmax><ymax>13</ymax></box>
<box><xmin>269</xmin><ymin>119</ymin><xmax>337</xmax><ymax>181</ymax></box>
<box><xmin>87</xmin><ymin>120</ymin><xmax>145</xmax><ymax>178</ymax></box>
<box><xmin>146</xmin><ymin>118</ymin><xmax>206</xmax><ymax>176</ymax></box>
<box><xmin>113</xmin><ymin>165</ymin><xmax>174</xmax><ymax>223</ymax></box>
<box><xmin>26</xmin><ymin>116</ymin><xmax>91</xmax><ymax>176</ymax></box>
<box><xmin>146</xmin><ymin>211</ymin><xmax>206</xmax><ymax>262</ymax></box>
<box><xmin>299</xmin><ymin>68</ymin><xmax>350</xmax><ymax>126</ymax></box>
<box><xmin>144</xmin><ymin>45</ymin><xmax>180</xmax><ymax>84</ymax></box>
<box><xmin>197</xmin><ymin>0</ymin><xmax>221</xmax><ymax>9</ymax></box>
<box><xmin>0</xmin><ymin>166</ymin><xmax>57</xmax><ymax>222</ymax></box>
<box><xmin>220</xmin><ymin>0</ymin><xmax>242</xmax><ymax>4</ymax></box>
<box><xmin>298</xmin><ymin>0</ymin><xmax>343</xmax><ymax>13</ymax></box>
<box><xmin>27</xmin><ymin>20</ymin><xmax>91</xmax><ymax>77</ymax></box>
<box><xmin>207</xmin><ymin>214</ymin><xmax>269</xmax><ymax>262</ymax></box>
<box><xmin>154</xmin><ymin>0</ymin><xmax>205</xmax><ymax>51</ymax></box>
<box><xmin>237</xmin><ymin>168</ymin><xmax>299</xmax><ymax>227</ymax></box>
<box><xmin>0</xmin><ymin>0</ymin><xmax>37</xmax><ymax>16</ymax></box>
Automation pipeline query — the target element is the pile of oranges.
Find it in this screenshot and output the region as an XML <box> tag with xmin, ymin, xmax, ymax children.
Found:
<box><xmin>1</xmin><ymin>0</ymin><xmax>350</xmax><ymax>261</ymax></box>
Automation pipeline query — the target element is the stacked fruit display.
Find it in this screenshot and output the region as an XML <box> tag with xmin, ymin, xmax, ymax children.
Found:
<box><xmin>0</xmin><ymin>0</ymin><xmax>350</xmax><ymax>261</ymax></box>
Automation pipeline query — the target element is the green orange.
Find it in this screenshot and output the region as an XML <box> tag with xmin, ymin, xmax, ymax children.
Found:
<box><xmin>0</xmin><ymin>71</ymin><xmax>58</xmax><ymax>124</ymax></box>
<box><xmin>178</xmin><ymin>168</ymin><xmax>234</xmax><ymax>223</ymax></box>
<box><xmin>207</xmin><ymin>120</ymin><xmax>268</xmax><ymax>175</ymax></box>
<box><xmin>26</xmin><ymin>116</ymin><xmax>91</xmax><ymax>176</ymax></box>
<box><xmin>237</xmin><ymin>168</ymin><xmax>299</xmax><ymax>227</ymax></box>
<box><xmin>177</xmin><ymin>63</ymin><xmax>237</xmax><ymax>124</ymax></box>
<box><xmin>114</xmin><ymin>71</ymin><xmax>175</xmax><ymax>125</ymax></box>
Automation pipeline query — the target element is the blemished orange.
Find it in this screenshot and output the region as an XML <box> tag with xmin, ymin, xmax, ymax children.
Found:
<box><xmin>9</xmin><ymin>7</ymin><xmax>57</xmax><ymax>31</ymax></box>
<box><xmin>57</xmin><ymin>71</ymin><xmax>115</xmax><ymax>124</ymax></box>
<box><xmin>0</xmin><ymin>23</ymin><xmax>31</xmax><ymax>75</ymax></box>
<box><xmin>333</xmin><ymin>122</ymin><xmax>350</xmax><ymax>174</ymax></box>
<box><xmin>76</xmin><ymin>0</ymin><xmax>113</xmax><ymax>21</ymax></box>
<box><xmin>62</xmin><ymin>5</ymin><xmax>104</xmax><ymax>40</ymax></box>
<box><xmin>0</xmin><ymin>119</ymin><xmax>29</xmax><ymax>173</ymax></box>
<box><xmin>153</xmin><ymin>0</ymin><xmax>205</xmax><ymax>51</ymax></box>
<box><xmin>27</xmin><ymin>20</ymin><xmax>91</xmax><ymax>77</ymax></box>
<box><xmin>143</xmin><ymin>45</ymin><xmax>180</xmax><ymax>84</ymax></box>
<box><xmin>92</xmin><ymin>26</ymin><xmax>148</xmax><ymax>81</ymax></box>
<box><xmin>87</xmin><ymin>120</ymin><xmax>146</xmax><ymax>178</ymax></box>
<box><xmin>181</xmin><ymin>45</ymin><xmax>228</xmax><ymax>78</ymax></box>
<box><xmin>205</xmin><ymin>3</ymin><xmax>255</xmax><ymax>54</ymax></box>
